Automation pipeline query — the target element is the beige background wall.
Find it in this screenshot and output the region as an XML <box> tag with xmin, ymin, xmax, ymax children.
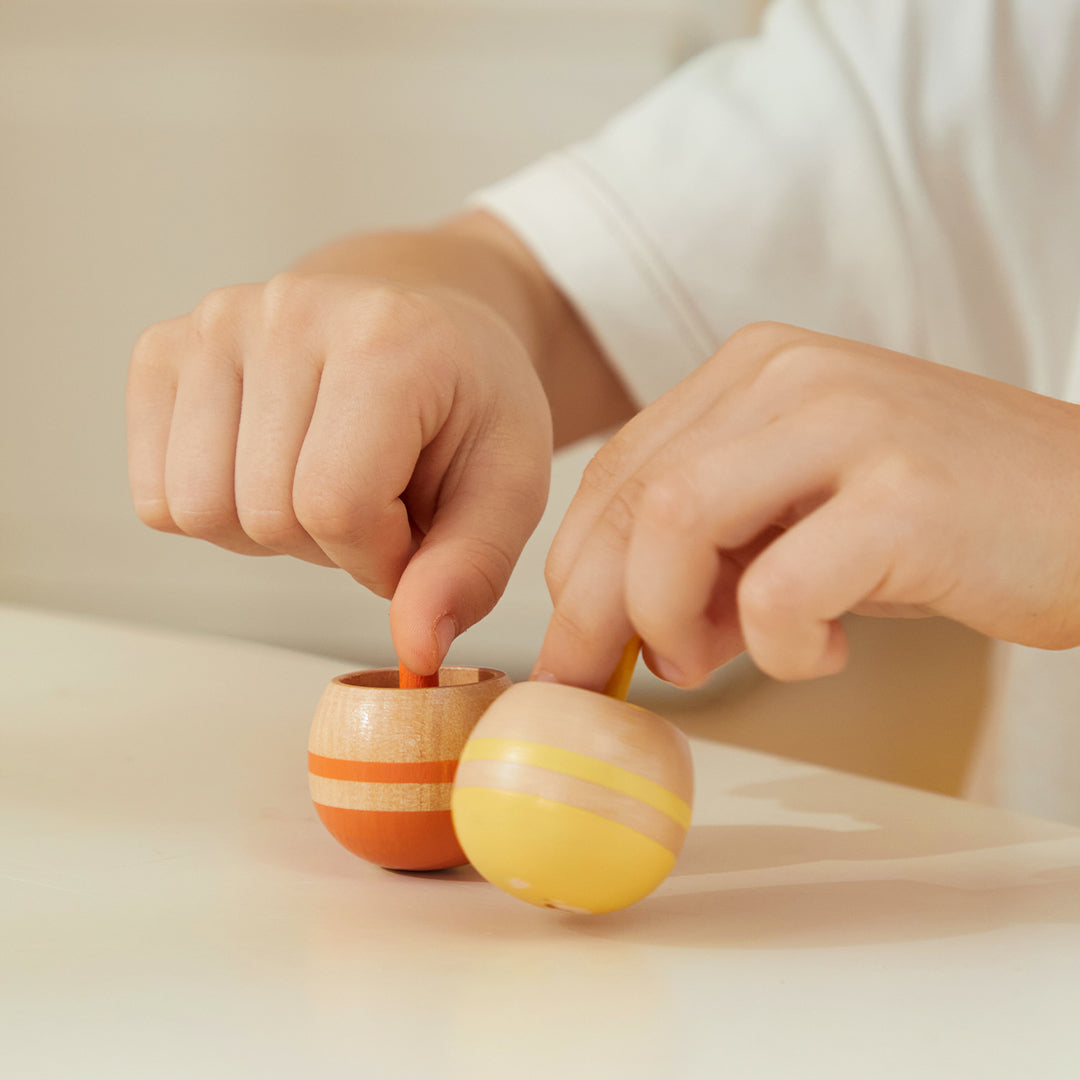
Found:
<box><xmin>0</xmin><ymin>0</ymin><xmax>987</xmax><ymax>792</ymax></box>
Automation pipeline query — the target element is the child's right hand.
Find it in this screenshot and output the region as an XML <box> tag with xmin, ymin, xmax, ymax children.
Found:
<box><xmin>126</xmin><ymin>271</ymin><xmax>553</xmax><ymax>673</ymax></box>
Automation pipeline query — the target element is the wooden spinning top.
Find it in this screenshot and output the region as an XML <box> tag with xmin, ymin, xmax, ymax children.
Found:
<box><xmin>452</xmin><ymin>643</ymin><xmax>694</xmax><ymax>913</ymax></box>
<box><xmin>309</xmin><ymin>666</ymin><xmax>511</xmax><ymax>871</ymax></box>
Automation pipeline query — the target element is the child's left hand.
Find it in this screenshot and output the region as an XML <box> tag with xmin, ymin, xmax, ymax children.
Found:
<box><xmin>534</xmin><ymin>322</ymin><xmax>1080</xmax><ymax>688</ymax></box>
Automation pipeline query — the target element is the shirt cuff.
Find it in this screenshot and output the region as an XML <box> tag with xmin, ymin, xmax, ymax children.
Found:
<box><xmin>469</xmin><ymin>150</ymin><xmax>714</xmax><ymax>408</ymax></box>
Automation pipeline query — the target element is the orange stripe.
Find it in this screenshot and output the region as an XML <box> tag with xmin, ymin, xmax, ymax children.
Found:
<box><xmin>308</xmin><ymin>752</ymin><xmax>458</xmax><ymax>784</ymax></box>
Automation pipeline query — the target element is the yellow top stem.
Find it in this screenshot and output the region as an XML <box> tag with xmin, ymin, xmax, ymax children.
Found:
<box><xmin>602</xmin><ymin>636</ymin><xmax>641</xmax><ymax>701</ymax></box>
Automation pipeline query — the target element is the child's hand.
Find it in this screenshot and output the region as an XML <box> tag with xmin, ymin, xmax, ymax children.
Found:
<box><xmin>127</xmin><ymin>272</ymin><xmax>552</xmax><ymax>672</ymax></box>
<box><xmin>534</xmin><ymin>322</ymin><xmax>1080</xmax><ymax>688</ymax></box>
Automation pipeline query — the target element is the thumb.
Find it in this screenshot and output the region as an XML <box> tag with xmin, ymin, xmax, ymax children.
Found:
<box><xmin>389</xmin><ymin>472</ymin><xmax>548</xmax><ymax>675</ymax></box>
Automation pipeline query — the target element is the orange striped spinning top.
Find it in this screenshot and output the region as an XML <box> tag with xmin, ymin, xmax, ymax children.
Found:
<box><xmin>308</xmin><ymin>666</ymin><xmax>511</xmax><ymax>871</ymax></box>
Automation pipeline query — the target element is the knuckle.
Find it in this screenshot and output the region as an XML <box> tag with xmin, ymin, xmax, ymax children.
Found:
<box><xmin>873</xmin><ymin>449</ymin><xmax>932</xmax><ymax>492</ymax></box>
<box><xmin>579</xmin><ymin>441</ymin><xmax>629</xmax><ymax>501</ymax></box>
<box><xmin>169</xmin><ymin>501</ymin><xmax>235</xmax><ymax>540</ymax></box>
<box><xmin>860</xmin><ymin>455</ymin><xmax>948</xmax><ymax>556</ymax></box>
<box><xmin>457</xmin><ymin>535</ymin><xmax>515</xmax><ymax>613</ymax></box>
<box><xmin>236</xmin><ymin>505</ymin><xmax>302</xmax><ymax>550</ymax></box>
<box><xmin>358</xmin><ymin>284</ymin><xmax>433</xmax><ymax>346</ymax></box>
<box><xmin>547</xmin><ymin>603</ymin><xmax>596</xmax><ymax>651</ymax></box>
<box><xmin>759</xmin><ymin>341</ymin><xmax>832</xmax><ymax>386</ymax></box>
<box><xmin>544</xmin><ymin>542</ymin><xmax>571</xmax><ymax>600</ymax></box>
<box><xmin>604</xmin><ymin>479</ymin><xmax>644</xmax><ymax>543</ymax></box>
<box><xmin>871</xmin><ymin>451</ymin><xmax>945</xmax><ymax>520</ymax></box>
<box><xmin>738</xmin><ymin>568</ymin><xmax>800</xmax><ymax>626</ymax></box>
<box><xmin>754</xmin><ymin>343</ymin><xmax>879</xmax><ymax>422</ymax></box>
<box><xmin>192</xmin><ymin>285</ymin><xmax>243</xmax><ymax>343</ymax></box>
<box><xmin>724</xmin><ymin>320</ymin><xmax>796</xmax><ymax>351</ymax></box>
<box><xmin>129</xmin><ymin>321</ymin><xmax>172</xmax><ymax>372</ymax></box>
<box><xmin>132</xmin><ymin>497</ymin><xmax>178</xmax><ymax>534</ymax></box>
<box><xmin>636</xmin><ymin>471</ymin><xmax>698</xmax><ymax>533</ymax></box>
<box><xmin>292</xmin><ymin>481</ymin><xmax>362</xmax><ymax>544</ymax></box>
<box><xmin>765</xmin><ymin>653</ymin><xmax>820</xmax><ymax>684</ymax></box>
<box><xmin>261</xmin><ymin>272</ymin><xmax>314</xmax><ymax>330</ymax></box>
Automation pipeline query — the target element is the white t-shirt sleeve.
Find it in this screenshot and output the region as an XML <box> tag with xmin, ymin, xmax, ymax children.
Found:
<box><xmin>472</xmin><ymin>0</ymin><xmax>1080</xmax><ymax>406</ymax></box>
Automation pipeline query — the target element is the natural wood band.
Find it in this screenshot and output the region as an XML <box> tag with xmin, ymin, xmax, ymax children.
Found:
<box><xmin>309</xmin><ymin>775</ymin><xmax>454</xmax><ymax>812</ymax></box>
<box><xmin>453</xmin><ymin>758</ymin><xmax>687</xmax><ymax>855</ymax></box>
<box><xmin>460</xmin><ymin>738</ymin><xmax>691</xmax><ymax>827</ymax></box>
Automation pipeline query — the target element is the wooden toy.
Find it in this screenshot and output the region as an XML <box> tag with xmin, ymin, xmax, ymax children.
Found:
<box><xmin>309</xmin><ymin>666</ymin><xmax>511</xmax><ymax>871</ymax></box>
<box><xmin>451</xmin><ymin>641</ymin><xmax>694</xmax><ymax>913</ymax></box>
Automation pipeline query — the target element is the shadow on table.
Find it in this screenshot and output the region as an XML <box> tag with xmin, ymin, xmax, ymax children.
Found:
<box><xmin>569</xmin><ymin>771</ymin><xmax>1080</xmax><ymax>950</ymax></box>
<box><xmin>392</xmin><ymin>864</ymin><xmax>486</xmax><ymax>883</ymax></box>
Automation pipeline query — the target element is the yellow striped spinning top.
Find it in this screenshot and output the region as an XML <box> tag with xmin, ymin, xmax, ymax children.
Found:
<box><xmin>451</xmin><ymin>680</ymin><xmax>694</xmax><ymax>914</ymax></box>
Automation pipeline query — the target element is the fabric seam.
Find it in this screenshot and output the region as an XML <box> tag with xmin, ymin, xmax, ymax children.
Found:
<box><xmin>557</xmin><ymin>148</ymin><xmax>721</xmax><ymax>364</ymax></box>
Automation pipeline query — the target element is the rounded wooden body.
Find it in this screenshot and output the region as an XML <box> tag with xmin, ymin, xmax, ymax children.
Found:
<box><xmin>309</xmin><ymin>667</ymin><xmax>511</xmax><ymax>871</ymax></box>
<box><xmin>451</xmin><ymin>680</ymin><xmax>694</xmax><ymax>914</ymax></box>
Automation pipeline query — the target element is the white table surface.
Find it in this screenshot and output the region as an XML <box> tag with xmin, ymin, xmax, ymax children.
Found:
<box><xmin>2</xmin><ymin>603</ymin><xmax>1079</xmax><ymax>1079</ymax></box>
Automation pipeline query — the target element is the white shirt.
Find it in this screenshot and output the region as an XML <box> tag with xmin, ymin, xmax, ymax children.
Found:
<box><xmin>474</xmin><ymin>0</ymin><xmax>1080</xmax><ymax>824</ymax></box>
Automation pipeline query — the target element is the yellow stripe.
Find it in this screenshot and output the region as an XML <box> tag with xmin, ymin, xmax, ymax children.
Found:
<box><xmin>460</xmin><ymin>738</ymin><xmax>691</xmax><ymax>828</ymax></box>
<box><xmin>453</xmin><ymin>759</ymin><xmax>686</xmax><ymax>854</ymax></box>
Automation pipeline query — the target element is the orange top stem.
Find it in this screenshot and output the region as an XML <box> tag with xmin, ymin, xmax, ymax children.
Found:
<box><xmin>399</xmin><ymin>662</ymin><xmax>439</xmax><ymax>689</ymax></box>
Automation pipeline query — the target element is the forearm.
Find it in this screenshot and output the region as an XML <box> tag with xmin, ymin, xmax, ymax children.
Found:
<box><xmin>291</xmin><ymin>210</ymin><xmax>636</xmax><ymax>447</ymax></box>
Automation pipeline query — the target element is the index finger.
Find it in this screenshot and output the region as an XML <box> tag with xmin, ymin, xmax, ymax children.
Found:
<box><xmin>292</xmin><ymin>362</ymin><xmax>422</xmax><ymax>598</ymax></box>
<box><xmin>545</xmin><ymin>322</ymin><xmax>797</xmax><ymax>602</ymax></box>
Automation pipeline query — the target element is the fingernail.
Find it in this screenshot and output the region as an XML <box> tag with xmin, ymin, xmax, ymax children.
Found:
<box><xmin>651</xmin><ymin>655</ymin><xmax>687</xmax><ymax>686</ymax></box>
<box><xmin>529</xmin><ymin>669</ymin><xmax>558</xmax><ymax>683</ymax></box>
<box><xmin>434</xmin><ymin>615</ymin><xmax>456</xmax><ymax>664</ymax></box>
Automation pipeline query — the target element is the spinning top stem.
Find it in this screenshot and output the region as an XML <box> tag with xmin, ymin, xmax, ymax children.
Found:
<box><xmin>602</xmin><ymin>636</ymin><xmax>641</xmax><ymax>702</ymax></box>
<box><xmin>399</xmin><ymin>662</ymin><xmax>439</xmax><ymax>689</ymax></box>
